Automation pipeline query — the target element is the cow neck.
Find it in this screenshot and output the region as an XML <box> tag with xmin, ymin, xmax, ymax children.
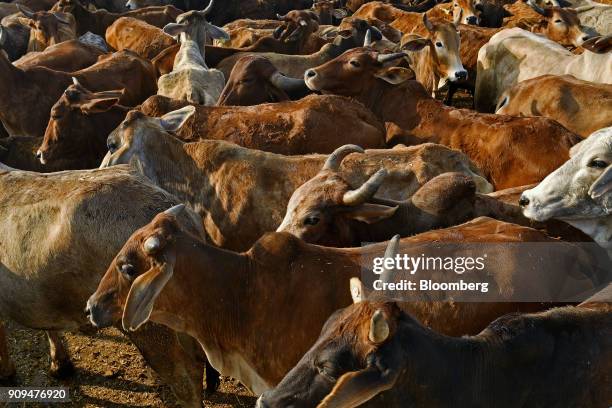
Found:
<box><xmin>0</xmin><ymin>52</ymin><xmax>23</xmax><ymax>108</ymax></box>
<box><xmin>355</xmin><ymin>78</ymin><xmax>462</xmax><ymax>144</ymax></box>
<box><xmin>393</xmin><ymin>319</ymin><xmax>499</xmax><ymax>405</ymax></box>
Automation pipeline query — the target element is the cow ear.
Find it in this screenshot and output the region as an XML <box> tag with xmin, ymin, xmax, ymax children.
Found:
<box><xmin>374</xmin><ymin>66</ymin><xmax>415</xmax><ymax>85</ymax></box>
<box><xmin>206</xmin><ymin>23</ymin><xmax>229</xmax><ymax>40</ymax></box>
<box><xmin>122</xmin><ymin>259</ymin><xmax>174</xmax><ymax>332</ymax></box>
<box><xmin>401</xmin><ymin>37</ymin><xmax>431</xmax><ymax>52</ymax></box>
<box><xmin>163</xmin><ymin>22</ymin><xmax>187</xmax><ymax>37</ymax></box>
<box><xmin>159</xmin><ymin>106</ymin><xmax>195</xmax><ymax>132</ymax></box>
<box><xmin>332</xmin><ymin>8</ymin><xmax>348</xmax><ymax>19</ymax></box>
<box><xmin>80</xmin><ymin>96</ymin><xmax>121</xmax><ymax>114</ymax></box>
<box><xmin>344</xmin><ymin>203</ymin><xmax>398</xmax><ymax>224</ymax></box>
<box><xmin>589</xmin><ymin>166</ymin><xmax>612</xmax><ymax>200</ymax></box>
<box><xmin>350</xmin><ymin>277</ymin><xmax>365</xmax><ymax>303</ymax></box>
<box><xmin>317</xmin><ymin>365</ymin><xmax>399</xmax><ymax>408</ymax></box>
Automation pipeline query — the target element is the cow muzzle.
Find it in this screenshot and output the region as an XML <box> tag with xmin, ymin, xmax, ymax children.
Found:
<box><xmin>85</xmin><ymin>293</ymin><xmax>118</xmax><ymax>329</ymax></box>
<box><xmin>36</xmin><ymin>149</ymin><xmax>47</xmax><ymax>165</ymax></box>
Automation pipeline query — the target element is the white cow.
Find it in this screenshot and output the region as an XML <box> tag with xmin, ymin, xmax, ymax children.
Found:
<box><xmin>520</xmin><ymin>127</ymin><xmax>612</xmax><ymax>257</ymax></box>
<box><xmin>475</xmin><ymin>29</ymin><xmax>612</xmax><ymax>112</ymax></box>
<box><xmin>157</xmin><ymin>0</ymin><xmax>229</xmax><ymax>105</ymax></box>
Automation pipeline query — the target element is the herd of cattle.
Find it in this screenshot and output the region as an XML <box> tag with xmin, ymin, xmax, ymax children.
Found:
<box><xmin>0</xmin><ymin>0</ymin><xmax>611</xmax><ymax>405</ymax></box>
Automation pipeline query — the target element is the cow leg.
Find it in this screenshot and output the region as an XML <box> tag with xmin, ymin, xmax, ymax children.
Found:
<box><xmin>126</xmin><ymin>323</ymin><xmax>204</xmax><ymax>408</ymax></box>
<box><xmin>46</xmin><ymin>331</ymin><xmax>74</xmax><ymax>378</ymax></box>
<box><xmin>0</xmin><ymin>322</ymin><xmax>16</xmax><ymax>380</ymax></box>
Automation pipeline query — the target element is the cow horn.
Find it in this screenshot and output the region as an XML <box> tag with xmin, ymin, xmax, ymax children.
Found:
<box><xmin>527</xmin><ymin>0</ymin><xmax>546</xmax><ymax>15</ymax></box>
<box><xmin>363</xmin><ymin>29</ymin><xmax>372</xmax><ymax>47</ymax></box>
<box><xmin>53</xmin><ymin>12</ymin><xmax>72</xmax><ymax>24</ymax></box>
<box><xmin>144</xmin><ymin>236</ymin><xmax>161</xmax><ymax>254</ymax></box>
<box><xmin>342</xmin><ymin>168</ymin><xmax>387</xmax><ymax>206</ymax></box>
<box><xmin>71</xmin><ymin>77</ymin><xmax>83</xmax><ymax>87</ymax></box>
<box><xmin>276</xmin><ymin>13</ymin><xmax>287</xmax><ymax>20</ymax></box>
<box><xmin>380</xmin><ymin>235</ymin><xmax>400</xmax><ymax>284</ymax></box>
<box><xmin>202</xmin><ymin>0</ymin><xmax>214</xmax><ymax>15</ymax></box>
<box><xmin>17</xmin><ymin>4</ymin><xmax>35</xmax><ymax>18</ymax></box>
<box><xmin>164</xmin><ymin>203</ymin><xmax>185</xmax><ymax>217</ymax></box>
<box><xmin>269</xmin><ymin>72</ymin><xmax>306</xmax><ymax>92</ymax></box>
<box><xmin>376</xmin><ymin>52</ymin><xmax>408</xmax><ymax>64</ymax></box>
<box><xmin>323</xmin><ymin>144</ymin><xmax>364</xmax><ymax>171</ymax></box>
<box><xmin>369</xmin><ymin>310</ymin><xmax>390</xmax><ymax>343</ymax></box>
<box><xmin>0</xmin><ymin>26</ymin><xmax>5</xmax><ymax>46</ymax></box>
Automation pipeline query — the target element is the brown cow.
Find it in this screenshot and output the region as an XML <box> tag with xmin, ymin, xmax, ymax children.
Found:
<box><xmin>17</xmin><ymin>5</ymin><xmax>76</xmax><ymax>51</ymax></box>
<box><xmin>259</xmin><ymin>300</ymin><xmax>611</xmax><ymax>408</ymax></box>
<box><xmin>0</xmin><ymin>49</ymin><xmax>156</xmax><ymax>138</ymax></box>
<box><xmin>312</xmin><ymin>0</ymin><xmax>347</xmax><ymax>25</ymax></box>
<box><xmin>36</xmin><ymin>81</ymin><xmax>129</xmax><ymax>168</ymax></box>
<box><xmin>100</xmin><ymin>119</ymin><xmax>491</xmax><ymax>250</ymax></box>
<box><xmin>304</xmin><ymin>48</ymin><xmax>582</xmax><ymax>189</ymax></box>
<box><xmin>105</xmin><ymin>17</ymin><xmax>175</xmax><ymax>60</ymax></box>
<box><xmin>217</xmin><ymin>55</ymin><xmax>308</xmax><ymax>106</ymax></box>
<box><xmin>137</xmin><ymin>94</ymin><xmax>385</xmax><ymax>153</ymax></box>
<box><xmin>87</xmin><ymin>213</ymin><xmax>606</xmax><ymax>397</ymax></box>
<box><xmin>53</xmin><ymin>0</ymin><xmax>181</xmax><ymax>36</ymax></box>
<box><xmin>496</xmin><ymin>74</ymin><xmax>612</xmax><ymax>137</ymax></box>
<box><xmin>14</xmin><ymin>39</ymin><xmax>104</xmax><ymax>71</ymax></box>
<box><xmin>0</xmin><ymin>21</ymin><xmax>30</xmax><ymax>61</ymax></box>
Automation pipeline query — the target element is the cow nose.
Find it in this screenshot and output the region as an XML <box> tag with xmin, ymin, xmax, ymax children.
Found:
<box><xmin>519</xmin><ymin>195</ymin><xmax>530</xmax><ymax>207</ymax></box>
<box><xmin>466</xmin><ymin>16</ymin><xmax>478</xmax><ymax>24</ymax></box>
<box><xmin>455</xmin><ymin>70</ymin><xmax>468</xmax><ymax>80</ymax></box>
<box><xmin>84</xmin><ymin>304</ymin><xmax>91</xmax><ymax>318</ymax></box>
<box><xmin>36</xmin><ymin>150</ymin><xmax>42</xmax><ymax>159</ymax></box>
<box><xmin>305</xmin><ymin>69</ymin><xmax>317</xmax><ymax>79</ymax></box>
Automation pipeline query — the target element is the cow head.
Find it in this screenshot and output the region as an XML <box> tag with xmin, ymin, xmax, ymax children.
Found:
<box><xmin>305</xmin><ymin>47</ymin><xmax>414</xmax><ymax>97</ymax></box>
<box><xmin>451</xmin><ymin>0</ymin><xmax>480</xmax><ymax>25</ymax></box>
<box><xmin>274</xmin><ymin>9</ymin><xmax>320</xmax><ymax>44</ymax></box>
<box><xmin>258</xmin><ymin>294</ymin><xmax>404</xmax><ymax>408</ymax></box>
<box><xmin>86</xmin><ymin>204</ymin><xmax>206</xmax><ymax>330</ymax></box>
<box><xmin>312</xmin><ymin>0</ymin><xmax>348</xmax><ymax>25</ymax></box>
<box><xmin>401</xmin><ymin>16</ymin><xmax>467</xmax><ymax>88</ymax></box>
<box><xmin>100</xmin><ymin>106</ymin><xmax>196</xmax><ymax>177</ymax></box>
<box><xmin>163</xmin><ymin>0</ymin><xmax>228</xmax><ymax>46</ymax></box>
<box><xmin>333</xmin><ymin>18</ymin><xmax>384</xmax><ymax>49</ymax></box>
<box><xmin>530</xmin><ymin>4</ymin><xmax>595</xmax><ymax>47</ymax></box>
<box><xmin>217</xmin><ymin>55</ymin><xmax>306</xmax><ymax>106</ymax></box>
<box><xmin>520</xmin><ymin>127</ymin><xmax>612</xmax><ymax>226</ymax></box>
<box><xmin>17</xmin><ymin>5</ymin><xmax>75</xmax><ymax>51</ymax></box>
<box><xmin>37</xmin><ymin>78</ymin><xmax>124</xmax><ymax>166</ymax></box>
<box><xmin>277</xmin><ymin>144</ymin><xmax>398</xmax><ymax>246</ymax></box>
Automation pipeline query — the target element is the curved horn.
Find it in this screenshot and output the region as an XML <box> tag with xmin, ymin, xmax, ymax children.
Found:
<box><xmin>363</xmin><ymin>29</ymin><xmax>372</xmax><ymax>47</ymax></box>
<box><xmin>144</xmin><ymin>236</ymin><xmax>161</xmax><ymax>254</ymax></box>
<box><xmin>164</xmin><ymin>203</ymin><xmax>185</xmax><ymax>217</ymax></box>
<box><xmin>276</xmin><ymin>13</ymin><xmax>287</xmax><ymax>20</ymax></box>
<box><xmin>527</xmin><ymin>0</ymin><xmax>547</xmax><ymax>16</ymax></box>
<box><xmin>269</xmin><ymin>72</ymin><xmax>306</xmax><ymax>92</ymax></box>
<box><xmin>376</xmin><ymin>52</ymin><xmax>408</xmax><ymax>64</ymax></box>
<box><xmin>72</xmin><ymin>76</ymin><xmax>83</xmax><ymax>87</ymax></box>
<box><xmin>369</xmin><ymin>310</ymin><xmax>390</xmax><ymax>343</ymax></box>
<box><xmin>323</xmin><ymin>144</ymin><xmax>364</xmax><ymax>171</ymax></box>
<box><xmin>380</xmin><ymin>235</ymin><xmax>400</xmax><ymax>284</ymax></box>
<box><xmin>202</xmin><ymin>0</ymin><xmax>214</xmax><ymax>15</ymax></box>
<box><xmin>342</xmin><ymin>168</ymin><xmax>387</xmax><ymax>206</ymax></box>
<box><xmin>17</xmin><ymin>4</ymin><xmax>35</xmax><ymax>18</ymax></box>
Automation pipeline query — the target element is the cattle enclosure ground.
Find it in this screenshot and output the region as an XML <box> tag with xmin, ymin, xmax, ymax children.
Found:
<box><xmin>2</xmin><ymin>321</ymin><xmax>257</xmax><ymax>407</ymax></box>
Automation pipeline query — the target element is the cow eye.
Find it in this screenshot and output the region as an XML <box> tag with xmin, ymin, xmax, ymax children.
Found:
<box><xmin>107</xmin><ymin>139</ymin><xmax>119</xmax><ymax>153</ymax></box>
<box><xmin>554</xmin><ymin>19</ymin><xmax>563</xmax><ymax>23</ymax></box>
<box><xmin>435</xmin><ymin>41</ymin><xmax>443</xmax><ymax>47</ymax></box>
<box><xmin>118</xmin><ymin>263</ymin><xmax>137</xmax><ymax>279</ymax></box>
<box><xmin>316</xmin><ymin>362</ymin><xmax>338</xmax><ymax>381</ymax></box>
<box><xmin>304</xmin><ymin>216</ymin><xmax>320</xmax><ymax>226</ymax></box>
<box><xmin>588</xmin><ymin>159</ymin><xmax>608</xmax><ymax>169</ymax></box>
<box><xmin>349</xmin><ymin>60</ymin><xmax>361</xmax><ymax>68</ymax></box>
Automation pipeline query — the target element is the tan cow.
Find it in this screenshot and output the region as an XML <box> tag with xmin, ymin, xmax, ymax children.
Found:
<box><xmin>0</xmin><ymin>164</ymin><xmax>213</xmax><ymax>407</ymax></box>
<box><xmin>476</xmin><ymin>29</ymin><xmax>612</xmax><ymax>112</ymax></box>
<box><xmin>100</xmin><ymin>111</ymin><xmax>490</xmax><ymax>250</ymax></box>
<box><xmin>105</xmin><ymin>17</ymin><xmax>176</xmax><ymax>60</ymax></box>
<box><xmin>13</xmin><ymin>39</ymin><xmax>104</xmax><ymax>71</ymax></box>
<box><xmin>496</xmin><ymin>74</ymin><xmax>612</xmax><ymax>137</ymax></box>
<box><xmin>305</xmin><ymin>47</ymin><xmax>581</xmax><ymax>189</ymax></box>
<box><xmin>87</xmin><ymin>213</ymin><xmax>605</xmax><ymax>396</ymax></box>
<box><xmin>17</xmin><ymin>5</ymin><xmax>76</xmax><ymax>51</ymax></box>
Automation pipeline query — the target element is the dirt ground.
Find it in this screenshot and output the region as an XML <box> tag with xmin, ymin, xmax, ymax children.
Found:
<box><xmin>2</xmin><ymin>321</ymin><xmax>257</xmax><ymax>408</ymax></box>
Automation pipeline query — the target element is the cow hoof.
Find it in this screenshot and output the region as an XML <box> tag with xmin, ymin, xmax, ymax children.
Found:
<box><xmin>49</xmin><ymin>360</ymin><xmax>75</xmax><ymax>379</ymax></box>
<box><xmin>0</xmin><ymin>362</ymin><xmax>17</xmax><ymax>384</ymax></box>
<box><xmin>204</xmin><ymin>364</ymin><xmax>220</xmax><ymax>397</ymax></box>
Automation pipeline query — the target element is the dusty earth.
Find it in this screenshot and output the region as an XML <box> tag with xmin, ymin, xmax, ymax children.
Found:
<box><xmin>2</xmin><ymin>320</ymin><xmax>257</xmax><ymax>408</ymax></box>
